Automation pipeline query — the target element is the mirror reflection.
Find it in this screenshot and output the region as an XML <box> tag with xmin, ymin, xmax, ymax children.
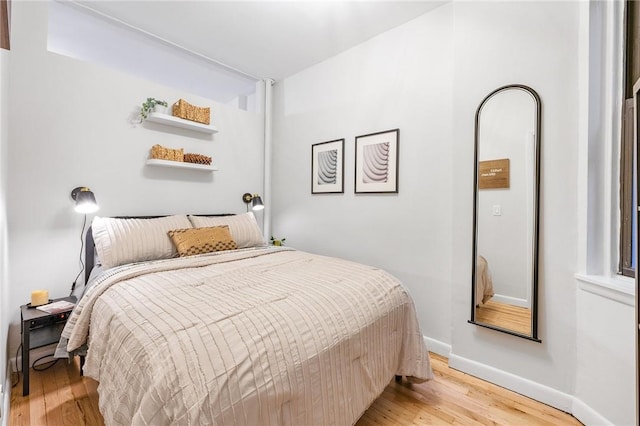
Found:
<box><xmin>471</xmin><ymin>84</ymin><xmax>541</xmax><ymax>341</ymax></box>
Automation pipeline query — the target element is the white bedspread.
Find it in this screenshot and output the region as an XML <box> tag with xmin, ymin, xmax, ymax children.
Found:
<box><xmin>60</xmin><ymin>247</ymin><xmax>432</xmax><ymax>425</ymax></box>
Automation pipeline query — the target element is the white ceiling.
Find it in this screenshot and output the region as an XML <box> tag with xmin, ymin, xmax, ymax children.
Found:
<box><xmin>72</xmin><ymin>1</ymin><xmax>446</xmax><ymax>81</ymax></box>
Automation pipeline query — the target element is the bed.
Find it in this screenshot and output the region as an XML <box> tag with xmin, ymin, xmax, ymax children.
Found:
<box><xmin>476</xmin><ymin>255</ymin><xmax>494</xmax><ymax>306</ymax></box>
<box><xmin>57</xmin><ymin>213</ymin><xmax>432</xmax><ymax>425</ymax></box>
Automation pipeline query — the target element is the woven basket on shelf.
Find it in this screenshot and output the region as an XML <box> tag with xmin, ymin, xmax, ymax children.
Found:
<box><xmin>184</xmin><ymin>153</ymin><xmax>212</xmax><ymax>165</ymax></box>
<box><xmin>172</xmin><ymin>99</ymin><xmax>210</xmax><ymax>125</ymax></box>
<box><xmin>150</xmin><ymin>144</ymin><xmax>184</xmax><ymax>162</ymax></box>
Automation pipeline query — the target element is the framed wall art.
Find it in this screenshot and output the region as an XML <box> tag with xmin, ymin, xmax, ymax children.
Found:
<box><xmin>311</xmin><ymin>139</ymin><xmax>344</xmax><ymax>194</ymax></box>
<box><xmin>354</xmin><ymin>129</ymin><xmax>399</xmax><ymax>193</ymax></box>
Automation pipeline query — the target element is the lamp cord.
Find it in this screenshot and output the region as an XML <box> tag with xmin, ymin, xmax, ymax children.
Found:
<box><xmin>11</xmin><ymin>343</ymin><xmax>60</xmax><ymax>388</ymax></box>
<box><xmin>32</xmin><ymin>355</ymin><xmax>59</xmax><ymax>371</ymax></box>
<box><xmin>11</xmin><ymin>344</ymin><xmax>20</xmax><ymax>387</ymax></box>
<box><xmin>70</xmin><ymin>214</ymin><xmax>87</xmax><ymax>296</ymax></box>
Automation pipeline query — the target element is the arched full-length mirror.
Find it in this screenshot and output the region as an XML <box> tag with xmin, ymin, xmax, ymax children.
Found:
<box><xmin>470</xmin><ymin>84</ymin><xmax>541</xmax><ymax>342</ymax></box>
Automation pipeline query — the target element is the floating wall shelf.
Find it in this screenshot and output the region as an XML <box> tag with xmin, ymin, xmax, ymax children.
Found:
<box><xmin>146</xmin><ymin>159</ymin><xmax>218</xmax><ymax>172</ymax></box>
<box><xmin>146</xmin><ymin>112</ymin><xmax>218</xmax><ymax>134</ymax></box>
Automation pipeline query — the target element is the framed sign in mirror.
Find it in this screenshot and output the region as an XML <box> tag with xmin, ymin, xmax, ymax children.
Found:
<box><xmin>469</xmin><ymin>84</ymin><xmax>542</xmax><ymax>342</ymax></box>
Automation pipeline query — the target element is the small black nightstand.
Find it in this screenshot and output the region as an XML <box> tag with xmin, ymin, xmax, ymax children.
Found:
<box><xmin>20</xmin><ymin>295</ymin><xmax>76</xmax><ymax>396</ymax></box>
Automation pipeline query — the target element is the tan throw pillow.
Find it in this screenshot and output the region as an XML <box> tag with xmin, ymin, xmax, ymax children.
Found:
<box><xmin>167</xmin><ymin>226</ymin><xmax>238</xmax><ymax>257</ymax></box>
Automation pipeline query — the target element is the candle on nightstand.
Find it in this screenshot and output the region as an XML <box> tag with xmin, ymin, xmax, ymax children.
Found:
<box><xmin>31</xmin><ymin>290</ymin><xmax>48</xmax><ymax>306</ymax></box>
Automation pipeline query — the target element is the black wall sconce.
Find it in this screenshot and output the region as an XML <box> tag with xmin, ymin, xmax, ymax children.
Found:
<box><xmin>69</xmin><ymin>186</ymin><xmax>98</xmax><ymax>296</ymax></box>
<box><xmin>71</xmin><ymin>186</ymin><xmax>99</xmax><ymax>214</ymax></box>
<box><xmin>242</xmin><ymin>193</ymin><xmax>264</xmax><ymax>212</ymax></box>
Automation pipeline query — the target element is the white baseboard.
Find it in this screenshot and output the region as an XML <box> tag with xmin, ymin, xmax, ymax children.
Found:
<box><xmin>572</xmin><ymin>397</ymin><xmax>614</xmax><ymax>426</ymax></box>
<box><xmin>447</xmin><ymin>351</ymin><xmax>613</xmax><ymax>425</ymax></box>
<box><xmin>491</xmin><ymin>294</ymin><xmax>528</xmax><ymax>308</ymax></box>
<box><xmin>449</xmin><ymin>352</ymin><xmax>573</xmax><ymax>412</ymax></box>
<box><xmin>423</xmin><ymin>336</ymin><xmax>451</xmax><ymax>358</ymax></box>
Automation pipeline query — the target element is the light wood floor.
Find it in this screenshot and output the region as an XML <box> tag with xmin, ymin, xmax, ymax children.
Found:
<box><xmin>475</xmin><ymin>300</ymin><xmax>532</xmax><ymax>336</ymax></box>
<box><xmin>10</xmin><ymin>354</ymin><xmax>581</xmax><ymax>425</ymax></box>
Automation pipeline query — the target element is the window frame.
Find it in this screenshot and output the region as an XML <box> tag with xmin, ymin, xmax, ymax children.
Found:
<box><xmin>619</xmin><ymin>0</ymin><xmax>638</xmax><ymax>278</ymax></box>
<box><xmin>620</xmin><ymin>98</ymin><xmax>634</xmax><ymax>277</ymax></box>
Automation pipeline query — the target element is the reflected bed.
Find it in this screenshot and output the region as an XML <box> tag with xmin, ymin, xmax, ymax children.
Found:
<box><xmin>475</xmin><ymin>255</ymin><xmax>494</xmax><ymax>306</ymax></box>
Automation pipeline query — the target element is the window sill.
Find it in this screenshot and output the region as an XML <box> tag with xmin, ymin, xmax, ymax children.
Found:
<box><xmin>574</xmin><ymin>273</ymin><xmax>635</xmax><ymax>306</ymax></box>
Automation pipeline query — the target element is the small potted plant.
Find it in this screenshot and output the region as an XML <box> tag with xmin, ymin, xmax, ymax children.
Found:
<box><xmin>270</xmin><ymin>236</ymin><xmax>286</xmax><ymax>246</ymax></box>
<box><xmin>140</xmin><ymin>97</ymin><xmax>169</xmax><ymax>120</ymax></box>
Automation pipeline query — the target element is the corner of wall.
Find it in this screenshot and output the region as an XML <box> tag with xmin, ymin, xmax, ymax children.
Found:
<box><xmin>424</xmin><ymin>336</ymin><xmax>451</xmax><ymax>358</ymax></box>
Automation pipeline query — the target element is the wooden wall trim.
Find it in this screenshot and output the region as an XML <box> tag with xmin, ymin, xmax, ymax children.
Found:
<box><xmin>0</xmin><ymin>0</ymin><xmax>9</xmax><ymax>51</ymax></box>
<box><xmin>626</xmin><ymin>0</ymin><xmax>640</xmax><ymax>98</ymax></box>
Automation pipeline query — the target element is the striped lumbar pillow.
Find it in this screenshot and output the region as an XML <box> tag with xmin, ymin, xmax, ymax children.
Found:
<box><xmin>92</xmin><ymin>215</ymin><xmax>193</xmax><ymax>268</ymax></box>
<box><xmin>188</xmin><ymin>212</ymin><xmax>265</xmax><ymax>249</ymax></box>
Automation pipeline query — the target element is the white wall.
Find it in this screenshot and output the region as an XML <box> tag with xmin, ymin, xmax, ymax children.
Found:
<box><xmin>453</xmin><ymin>2</ymin><xmax>633</xmax><ymax>424</ymax></box>
<box><xmin>271</xmin><ymin>3</ymin><xmax>454</xmax><ymax>345</ymax></box>
<box><xmin>574</xmin><ymin>289</ymin><xmax>634</xmax><ymax>425</ymax></box>
<box><xmin>273</xmin><ymin>1</ymin><xmax>634</xmax><ymax>425</ymax></box>
<box><xmin>5</xmin><ymin>1</ymin><xmax>265</xmax><ymax>359</ymax></box>
<box><xmin>572</xmin><ymin>2</ymin><xmax>636</xmax><ymax>425</ymax></box>
<box><xmin>451</xmin><ymin>0</ymin><xmax>579</xmax><ymax>399</ymax></box>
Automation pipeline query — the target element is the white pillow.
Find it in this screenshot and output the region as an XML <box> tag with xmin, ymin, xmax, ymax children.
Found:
<box><xmin>188</xmin><ymin>213</ymin><xmax>266</xmax><ymax>249</ymax></box>
<box><xmin>91</xmin><ymin>215</ymin><xmax>193</xmax><ymax>269</ymax></box>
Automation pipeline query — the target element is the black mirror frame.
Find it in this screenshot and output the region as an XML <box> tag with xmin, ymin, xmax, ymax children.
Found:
<box><xmin>468</xmin><ymin>84</ymin><xmax>542</xmax><ymax>343</ymax></box>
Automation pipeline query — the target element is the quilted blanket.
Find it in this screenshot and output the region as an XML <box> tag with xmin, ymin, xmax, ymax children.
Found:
<box><xmin>59</xmin><ymin>247</ymin><xmax>432</xmax><ymax>425</ymax></box>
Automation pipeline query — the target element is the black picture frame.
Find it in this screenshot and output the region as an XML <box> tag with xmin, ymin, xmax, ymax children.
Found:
<box><xmin>354</xmin><ymin>129</ymin><xmax>399</xmax><ymax>194</ymax></box>
<box><xmin>311</xmin><ymin>139</ymin><xmax>344</xmax><ymax>194</ymax></box>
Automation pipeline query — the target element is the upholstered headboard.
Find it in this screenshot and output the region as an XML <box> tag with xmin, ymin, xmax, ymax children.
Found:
<box><xmin>84</xmin><ymin>214</ymin><xmax>232</xmax><ymax>285</ymax></box>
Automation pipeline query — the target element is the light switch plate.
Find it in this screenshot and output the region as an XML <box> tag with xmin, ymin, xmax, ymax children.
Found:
<box><xmin>492</xmin><ymin>205</ymin><xmax>502</xmax><ymax>216</ymax></box>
